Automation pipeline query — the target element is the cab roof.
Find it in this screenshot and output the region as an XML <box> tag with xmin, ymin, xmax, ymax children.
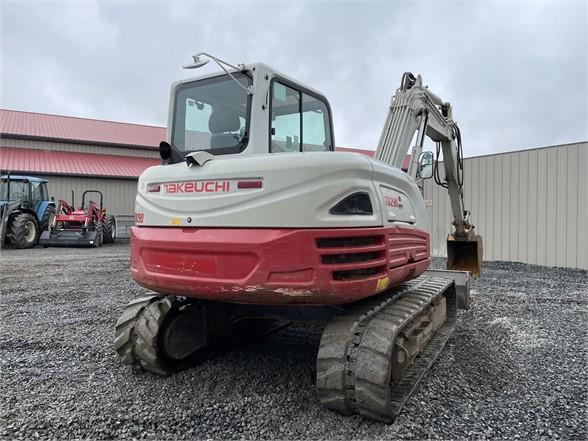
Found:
<box><xmin>173</xmin><ymin>62</ymin><xmax>328</xmax><ymax>100</ymax></box>
<box><xmin>0</xmin><ymin>175</ymin><xmax>48</xmax><ymax>183</ymax></box>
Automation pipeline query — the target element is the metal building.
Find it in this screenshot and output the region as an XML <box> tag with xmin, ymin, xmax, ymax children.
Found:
<box><xmin>424</xmin><ymin>141</ymin><xmax>588</xmax><ymax>270</ymax></box>
<box><xmin>0</xmin><ymin>110</ymin><xmax>161</xmax><ymax>217</ymax></box>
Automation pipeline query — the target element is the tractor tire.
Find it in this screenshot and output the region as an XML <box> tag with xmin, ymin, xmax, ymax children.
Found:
<box><xmin>114</xmin><ymin>295</ymin><xmax>161</xmax><ymax>365</ymax></box>
<box><xmin>102</xmin><ymin>215</ymin><xmax>116</xmax><ymax>244</ymax></box>
<box><xmin>93</xmin><ymin>222</ymin><xmax>103</xmax><ymax>248</ymax></box>
<box><xmin>39</xmin><ymin>204</ymin><xmax>55</xmax><ymax>234</ymax></box>
<box><xmin>7</xmin><ymin>212</ymin><xmax>38</xmax><ymax>249</ymax></box>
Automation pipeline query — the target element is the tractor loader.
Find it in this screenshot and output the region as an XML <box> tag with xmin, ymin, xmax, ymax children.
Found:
<box><xmin>114</xmin><ymin>53</ymin><xmax>482</xmax><ymax>423</ymax></box>
<box><xmin>39</xmin><ymin>190</ymin><xmax>116</xmax><ymax>247</ymax></box>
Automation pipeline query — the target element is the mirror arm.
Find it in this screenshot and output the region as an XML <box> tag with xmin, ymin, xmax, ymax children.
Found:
<box><xmin>193</xmin><ymin>52</ymin><xmax>253</xmax><ymax>96</ymax></box>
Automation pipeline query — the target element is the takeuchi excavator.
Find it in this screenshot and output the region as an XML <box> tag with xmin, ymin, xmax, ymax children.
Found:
<box><xmin>114</xmin><ymin>53</ymin><xmax>483</xmax><ymax>423</ymax></box>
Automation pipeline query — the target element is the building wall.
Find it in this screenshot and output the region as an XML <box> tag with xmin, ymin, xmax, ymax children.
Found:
<box><xmin>424</xmin><ymin>141</ymin><xmax>588</xmax><ymax>269</ymax></box>
<box><xmin>40</xmin><ymin>175</ymin><xmax>138</xmax><ymax>217</ymax></box>
<box><xmin>1</xmin><ymin>137</ymin><xmax>160</xmax><ymax>158</ymax></box>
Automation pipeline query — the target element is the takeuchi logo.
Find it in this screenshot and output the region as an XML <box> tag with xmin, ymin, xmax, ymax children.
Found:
<box><xmin>163</xmin><ymin>181</ymin><xmax>231</xmax><ymax>194</ymax></box>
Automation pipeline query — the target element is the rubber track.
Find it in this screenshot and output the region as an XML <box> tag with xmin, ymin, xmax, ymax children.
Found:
<box><xmin>316</xmin><ymin>276</ymin><xmax>456</xmax><ymax>423</ymax></box>
<box><xmin>113</xmin><ymin>295</ymin><xmax>160</xmax><ymax>365</ymax></box>
<box><xmin>115</xmin><ymin>295</ymin><xmax>291</xmax><ymax>376</ymax></box>
<box><xmin>134</xmin><ymin>296</ymin><xmax>177</xmax><ymax>376</ymax></box>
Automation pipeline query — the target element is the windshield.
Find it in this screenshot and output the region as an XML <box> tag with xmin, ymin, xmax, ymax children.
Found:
<box><xmin>0</xmin><ymin>180</ymin><xmax>28</xmax><ymax>201</ymax></box>
<box><xmin>171</xmin><ymin>73</ymin><xmax>252</xmax><ymax>158</ymax></box>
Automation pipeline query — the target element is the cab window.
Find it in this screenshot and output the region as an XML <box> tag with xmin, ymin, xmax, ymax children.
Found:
<box><xmin>172</xmin><ymin>73</ymin><xmax>252</xmax><ymax>158</ymax></box>
<box><xmin>0</xmin><ymin>180</ymin><xmax>27</xmax><ymax>201</ymax></box>
<box><xmin>31</xmin><ymin>182</ymin><xmax>43</xmax><ymax>207</ymax></box>
<box><xmin>270</xmin><ymin>80</ymin><xmax>332</xmax><ymax>153</ymax></box>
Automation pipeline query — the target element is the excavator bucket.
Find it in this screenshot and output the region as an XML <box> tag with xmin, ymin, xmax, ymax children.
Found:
<box><xmin>446</xmin><ymin>234</ymin><xmax>483</xmax><ymax>277</ymax></box>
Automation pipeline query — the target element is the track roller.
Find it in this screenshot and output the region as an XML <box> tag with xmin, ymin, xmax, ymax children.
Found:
<box><xmin>316</xmin><ymin>276</ymin><xmax>457</xmax><ymax>423</ymax></box>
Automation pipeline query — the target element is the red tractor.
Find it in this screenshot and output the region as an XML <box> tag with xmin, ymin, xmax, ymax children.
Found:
<box><xmin>39</xmin><ymin>190</ymin><xmax>116</xmax><ymax>247</ymax></box>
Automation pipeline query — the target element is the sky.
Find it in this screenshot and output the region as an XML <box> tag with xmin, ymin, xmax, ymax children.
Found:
<box><xmin>0</xmin><ymin>0</ymin><xmax>586</xmax><ymax>156</ymax></box>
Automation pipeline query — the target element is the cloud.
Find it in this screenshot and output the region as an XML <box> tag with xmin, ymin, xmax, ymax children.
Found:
<box><xmin>1</xmin><ymin>0</ymin><xmax>586</xmax><ymax>156</ymax></box>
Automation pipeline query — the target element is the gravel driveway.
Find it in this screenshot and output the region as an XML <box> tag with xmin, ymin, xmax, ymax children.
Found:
<box><xmin>1</xmin><ymin>243</ymin><xmax>586</xmax><ymax>439</ymax></box>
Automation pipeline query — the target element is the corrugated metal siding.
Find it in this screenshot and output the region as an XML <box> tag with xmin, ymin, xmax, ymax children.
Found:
<box><xmin>1</xmin><ymin>138</ymin><xmax>159</xmax><ymax>158</ymax></box>
<box><xmin>424</xmin><ymin>142</ymin><xmax>588</xmax><ymax>269</ymax></box>
<box><xmin>39</xmin><ymin>175</ymin><xmax>138</xmax><ymax>217</ymax></box>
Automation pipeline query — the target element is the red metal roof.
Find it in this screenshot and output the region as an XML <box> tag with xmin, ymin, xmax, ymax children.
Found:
<box><xmin>0</xmin><ymin>109</ymin><xmax>165</xmax><ymax>149</ymax></box>
<box><xmin>0</xmin><ymin>147</ymin><xmax>158</xmax><ymax>178</ymax></box>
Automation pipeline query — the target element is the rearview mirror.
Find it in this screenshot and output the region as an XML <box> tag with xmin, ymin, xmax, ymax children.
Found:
<box><xmin>417</xmin><ymin>151</ymin><xmax>434</xmax><ymax>179</ymax></box>
<box><xmin>159</xmin><ymin>141</ymin><xmax>172</xmax><ymax>161</ymax></box>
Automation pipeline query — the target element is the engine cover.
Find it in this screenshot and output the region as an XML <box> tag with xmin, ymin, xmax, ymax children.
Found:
<box><xmin>131</xmin><ymin>151</ymin><xmax>431</xmax><ymax>305</ymax></box>
<box><xmin>135</xmin><ymin>151</ymin><xmax>428</xmax><ymax>231</ymax></box>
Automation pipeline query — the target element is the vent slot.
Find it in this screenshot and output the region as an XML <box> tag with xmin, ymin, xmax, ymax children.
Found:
<box><xmin>333</xmin><ymin>266</ymin><xmax>386</xmax><ymax>281</ymax></box>
<box><xmin>316</xmin><ymin>236</ymin><xmax>382</xmax><ymax>248</ymax></box>
<box><xmin>322</xmin><ymin>251</ymin><xmax>383</xmax><ymax>265</ymax></box>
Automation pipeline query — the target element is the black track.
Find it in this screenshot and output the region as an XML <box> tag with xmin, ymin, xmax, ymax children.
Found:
<box><xmin>316</xmin><ymin>276</ymin><xmax>457</xmax><ymax>423</ymax></box>
<box><xmin>115</xmin><ymin>295</ymin><xmax>291</xmax><ymax>376</ymax></box>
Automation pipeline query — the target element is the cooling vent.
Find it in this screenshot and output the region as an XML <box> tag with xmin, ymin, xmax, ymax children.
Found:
<box><xmin>316</xmin><ymin>234</ymin><xmax>386</xmax><ymax>281</ymax></box>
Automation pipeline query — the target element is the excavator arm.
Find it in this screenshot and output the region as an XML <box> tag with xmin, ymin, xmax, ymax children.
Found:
<box><xmin>375</xmin><ymin>72</ymin><xmax>483</xmax><ymax>275</ymax></box>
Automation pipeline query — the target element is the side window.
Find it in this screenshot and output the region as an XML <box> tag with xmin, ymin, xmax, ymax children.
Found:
<box><xmin>270</xmin><ymin>82</ymin><xmax>301</xmax><ymax>153</ymax></box>
<box><xmin>31</xmin><ymin>182</ymin><xmax>42</xmax><ymax>207</ymax></box>
<box><xmin>270</xmin><ymin>80</ymin><xmax>332</xmax><ymax>153</ymax></box>
<box><xmin>302</xmin><ymin>94</ymin><xmax>331</xmax><ymax>152</ymax></box>
<box><xmin>40</xmin><ymin>183</ymin><xmax>49</xmax><ymax>201</ymax></box>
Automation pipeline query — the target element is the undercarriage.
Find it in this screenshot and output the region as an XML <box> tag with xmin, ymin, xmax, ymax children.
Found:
<box><xmin>115</xmin><ymin>274</ymin><xmax>461</xmax><ymax>423</ymax></box>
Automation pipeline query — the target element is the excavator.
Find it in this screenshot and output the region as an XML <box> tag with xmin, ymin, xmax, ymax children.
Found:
<box><xmin>114</xmin><ymin>53</ymin><xmax>482</xmax><ymax>423</ymax></box>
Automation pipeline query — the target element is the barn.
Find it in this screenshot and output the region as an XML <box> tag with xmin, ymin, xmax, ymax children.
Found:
<box><xmin>0</xmin><ymin>109</ymin><xmax>161</xmax><ymax>219</ymax></box>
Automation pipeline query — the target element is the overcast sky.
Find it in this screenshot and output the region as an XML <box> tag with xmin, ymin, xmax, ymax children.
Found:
<box><xmin>1</xmin><ymin>0</ymin><xmax>586</xmax><ymax>156</ymax></box>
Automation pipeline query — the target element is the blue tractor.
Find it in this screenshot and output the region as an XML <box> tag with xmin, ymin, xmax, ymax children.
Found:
<box><xmin>0</xmin><ymin>173</ymin><xmax>56</xmax><ymax>249</ymax></box>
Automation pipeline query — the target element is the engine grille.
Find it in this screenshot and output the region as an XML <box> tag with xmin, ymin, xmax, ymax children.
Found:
<box><xmin>316</xmin><ymin>235</ymin><xmax>387</xmax><ymax>281</ymax></box>
<box><xmin>387</xmin><ymin>230</ymin><xmax>429</xmax><ymax>269</ymax></box>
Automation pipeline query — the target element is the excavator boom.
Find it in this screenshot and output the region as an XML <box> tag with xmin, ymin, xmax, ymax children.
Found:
<box><xmin>375</xmin><ymin>72</ymin><xmax>483</xmax><ymax>275</ymax></box>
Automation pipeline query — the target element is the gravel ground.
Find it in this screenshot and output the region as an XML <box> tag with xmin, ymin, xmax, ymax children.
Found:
<box><xmin>1</xmin><ymin>243</ymin><xmax>586</xmax><ymax>440</ymax></box>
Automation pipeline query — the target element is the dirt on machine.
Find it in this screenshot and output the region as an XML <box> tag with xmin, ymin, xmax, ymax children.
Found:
<box><xmin>39</xmin><ymin>190</ymin><xmax>116</xmax><ymax>247</ymax></box>
<box><xmin>114</xmin><ymin>53</ymin><xmax>483</xmax><ymax>423</ymax></box>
